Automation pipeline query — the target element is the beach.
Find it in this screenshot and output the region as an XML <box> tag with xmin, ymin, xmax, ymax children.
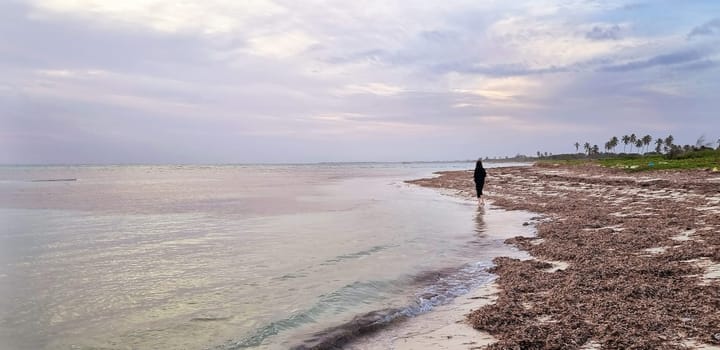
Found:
<box><xmin>2</xmin><ymin>163</ymin><xmax>718</xmax><ymax>349</ymax></box>
<box><xmin>355</xmin><ymin>163</ymin><xmax>720</xmax><ymax>349</ymax></box>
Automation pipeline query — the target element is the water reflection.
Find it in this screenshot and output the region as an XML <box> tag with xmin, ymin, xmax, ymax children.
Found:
<box><xmin>474</xmin><ymin>205</ymin><xmax>486</xmax><ymax>235</ymax></box>
<box><xmin>0</xmin><ymin>164</ymin><xmax>535</xmax><ymax>350</ymax></box>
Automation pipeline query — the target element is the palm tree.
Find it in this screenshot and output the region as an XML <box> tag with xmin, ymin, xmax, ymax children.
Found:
<box><xmin>610</xmin><ymin>136</ymin><xmax>619</xmax><ymax>153</ymax></box>
<box><xmin>584</xmin><ymin>142</ymin><xmax>591</xmax><ymax>156</ymax></box>
<box><xmin>655</xmin><ymin>138</ymin><xmax>663</xmax><ymax>153</ymax></box>
<box><xmin>695</xmin><ymin>135</ymin><xmax>711</xmax><ymax>149</ymax></box>
<box><xmin>604</xmin><ymin>142</ymin><xmax>611</xmax><ymax>153</ymax></box>
<box><xmin>621</xmin><ymin>135</ymin><xmax>630</xmax><ymax>153</ymax></box>
<box><xmin>635</xmin><ymin>139</ymin><xmax>643</xmax><ymax>154</ymax></box>
<box><xmin>664</xmin><ymin>135</ymin><xmax>674</xmax><ymax>153</ymax></box>
<box><xmin>592</xmin><ymin>144</ymin><xmax>599</xmax><ymax>155</ymax></box>
<box><xmin>629</xmin><ymin>134</ymin><xmax>637</xmax><ymax>153</ymax></box>
<box><xmin>574</xmin><ymin>142</ymin><xmax>580</xmax><ymax>153</ymax></box>
<box><xmin>642</xmin><ymin>135</ymin><xmax>652</xmax><ymax>153</ymax></box>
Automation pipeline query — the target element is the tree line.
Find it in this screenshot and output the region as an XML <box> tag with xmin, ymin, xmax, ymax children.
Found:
<box><xmin>573</xmin><ymin>134</ymin><xmax>720</xmax><ymax>157</ymax></box>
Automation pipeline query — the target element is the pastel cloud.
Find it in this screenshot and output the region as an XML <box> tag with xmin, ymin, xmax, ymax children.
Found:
<box><xmin>586</xmin><ymin>24</ymin><xmax>623</xmax><ymax>40</ymax></box>
<box><xmin>246</xmin><ymin>31</ymin><xmax>318</xmax><ymax>59</ymax></box>
<box><xmin>1</xmin><ymin>0</ymin><xmax>720</xmax><ymax>163</ymax></box>
<box><xmin>688</xmin><ymin>18</ymin><xmax>720</xmax><ymax>39</ymax></box>
<box><xmin>339</xmin><ymin>83</ymin><xmax>406</xmax><ymax>96</ymax></box>
<box><xmin>27</xmin><ymin>0</ymin><xmax>285</xmax><ymax>33</ymax></box>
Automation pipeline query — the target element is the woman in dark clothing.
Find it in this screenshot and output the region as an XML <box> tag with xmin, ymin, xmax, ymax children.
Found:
<box><xmin>474</xmin><ymin>159</ymin><xmax>486</xmax><ymax>204</ymax></box>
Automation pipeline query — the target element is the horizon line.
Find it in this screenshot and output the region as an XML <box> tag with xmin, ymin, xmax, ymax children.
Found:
<box><xmin>0</xmin><ymin>158</ymin><xmax>538</xmax><ymax>167</ymax></box>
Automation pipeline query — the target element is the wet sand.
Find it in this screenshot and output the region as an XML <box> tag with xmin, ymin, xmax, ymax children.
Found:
<box><xmin>290</xmin><ymin>204</ymin><xmax>538</xmax><ymax>350</ymax></box>
<box><xmin>357</xmin><ymin>163</ymin><xmax>720</xmax><ymax>349</ymax></box>
<box><xmin>346</xmin><ymin>282</ymin><xmax>499</xmax><ymax>350</ymax></box>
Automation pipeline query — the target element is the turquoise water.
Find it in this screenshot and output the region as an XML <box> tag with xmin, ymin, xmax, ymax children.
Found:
<box><xmin>0</xmin><ymin>163</ymin><xmax>533</xmax><ymax>349</ymax></box>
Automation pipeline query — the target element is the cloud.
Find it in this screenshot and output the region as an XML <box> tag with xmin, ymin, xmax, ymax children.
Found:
<box><xmin>674</xmin><ymin>59</ymin><xmax>718</xmax><ymax>71</ymax></box>
<box><xmin>586</xmin><ymin>24</ymin><xmax>622</xmax><ymax>40</ymax></box>
<box><xmin>338</xmin><ymin>83</ymin><xmax>406</xmax><ymax>96</ymax></box>
<box><xmin>245</xmin><ymin>31</ymin><xmax>318</xmax><ymax>59</ymax></box>
<box><xmin>473</xmin><ymin>114</ymin><xmax>589</xmax><ymax>133</ymax></box>
<box><xmin>432</xmin><ymin>62</ymin><xmax>569</xmax><ymax>76</ymax></box>
<box><xmin>688</xmin><ymin>18</ymin><xmax>720</xmax><ymax>39</ymax></box>
<box><xmin>26</xmin><ymin>0</ymin><xmax>286</xmax><ymax>34</ymax></box>
<box><xmin>451</xmin><ymin>76</ymin><xmax>540</xmax><ymax>101</ymax></box>
<box><xmin>3</xmin><ymin>0</ymin><xmax>720</xmax><ymax>163</ymax></box>
<box><xmin>602</xmin><ymin>50</ymin><xmax>706</xmax><ymax>72</ymax></box>
<box><xmin>325</xmin><ymin>49</ymin><xmax>388</xmax><ymax>64</ymax></box>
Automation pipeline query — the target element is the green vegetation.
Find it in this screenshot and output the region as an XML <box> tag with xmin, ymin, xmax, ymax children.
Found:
<box><xmin>599</xmin><ymin>149</ymin><xmax>720</xmax><ymax>171</ymax></box>
<box><xmin>535</xmin><ymin>134</ymin><xmax>720</xmax><ymax>172</ymax></box>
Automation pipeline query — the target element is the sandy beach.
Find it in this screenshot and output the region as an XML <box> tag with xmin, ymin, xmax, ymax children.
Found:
<box><xmin>354</xmin><ymin>163</ymin><xmax>720</xmax><ymax>349</ymax></box>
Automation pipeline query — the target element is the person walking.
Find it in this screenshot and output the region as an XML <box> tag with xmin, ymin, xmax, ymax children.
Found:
<box><xmin>474</xmin><ymin>159</ymin><xmax>486</xmax><ymax>205</ymax></box>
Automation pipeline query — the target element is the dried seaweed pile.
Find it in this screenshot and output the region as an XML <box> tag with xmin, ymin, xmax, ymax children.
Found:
<box><xmin>409</xmin><ymin>165</ymin><xmax>720</xmax><ymax>349</ymax></box>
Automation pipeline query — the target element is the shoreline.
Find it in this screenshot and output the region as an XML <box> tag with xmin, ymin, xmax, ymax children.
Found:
<box><xmin>346</xmin><ymin>282</ymin><xmax>501</xmax><ymax>350</ymax></box>
<box><xmin>290</xmin><ymin>199</ymin><xmax>538</xmax><ymax>350</ymax></box>
<box><xmin>355</xmin><ymin>164</ymin><xmax>719</xmax><ymax>349</ymax></box>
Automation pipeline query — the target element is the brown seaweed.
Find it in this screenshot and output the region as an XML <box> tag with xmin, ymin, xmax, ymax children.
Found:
<box><xmin>409</xmin><ymin>165</ymin><xmax>720</xmax><ymax>349</ymax></box>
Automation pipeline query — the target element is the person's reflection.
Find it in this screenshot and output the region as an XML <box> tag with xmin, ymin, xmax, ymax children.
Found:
<box><xmin>474</xmin><ymin>205</ymin><xmax>486</xmax><ymax>236</ymax></box>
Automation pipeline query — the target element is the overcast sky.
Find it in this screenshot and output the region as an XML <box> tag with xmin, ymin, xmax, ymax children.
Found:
<box><xmin>2</xmin><ymin>0</ymin><xmax>720</xmax><ymax>164</ymax></box>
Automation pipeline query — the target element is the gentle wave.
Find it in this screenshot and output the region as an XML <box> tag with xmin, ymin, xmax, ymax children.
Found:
<box><xmin>226</xmin><ymin>261</ymin><xmax>495</xmax><ymax>349</ymax></box>
<box><xmin>320</xmin><ymin>245</ymin><xmax>394</xmax><ymax>266</ymax></box>
<box><xmin>223</xmin><ymin>279</ymin><xmax>403</xmax><ymax>349</ymax></box>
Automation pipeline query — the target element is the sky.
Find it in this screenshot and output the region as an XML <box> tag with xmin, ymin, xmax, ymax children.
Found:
<box><xmin>2</xmin><ymin>0</ymin><xmax>720</xmax><ymax>164</ymax></box>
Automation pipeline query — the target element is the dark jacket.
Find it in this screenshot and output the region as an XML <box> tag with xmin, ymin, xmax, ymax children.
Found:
<box><xmin>474</xmin><ymin>166</ymin><xmax>486</xmax><ymax>183</ymax></box>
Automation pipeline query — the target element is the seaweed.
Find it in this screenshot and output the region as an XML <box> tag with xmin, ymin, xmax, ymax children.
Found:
<box><xmin>411</xmin><ymin>165</ymin><xmax>720</xmax><ymax>349</ymax></box>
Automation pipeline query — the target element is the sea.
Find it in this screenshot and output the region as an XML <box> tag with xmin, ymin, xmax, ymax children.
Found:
<box><xmin>0</xmin><ymin>162</ymin><xmax>534</xmax><ymax>350</ymax></box>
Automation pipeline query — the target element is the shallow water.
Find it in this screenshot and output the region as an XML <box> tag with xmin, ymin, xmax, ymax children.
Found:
<box><xmin>0</xmin><ymin>163</ymin><xmax>533</xmax><ymax>349</ymax></box>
